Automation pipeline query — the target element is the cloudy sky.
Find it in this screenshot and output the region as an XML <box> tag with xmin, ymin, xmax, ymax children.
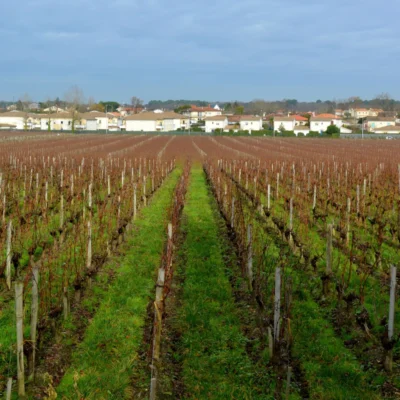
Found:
<box><xmin>0</xmin><ymin>0</ymin><xmax>399</xmax><ymax>103</ymax></box>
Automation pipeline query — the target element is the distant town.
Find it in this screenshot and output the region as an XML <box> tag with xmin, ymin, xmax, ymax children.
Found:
<box><xmin>1</xmin><ymin>94</ymin><xmax>400</xmax><ymax>135</ymax></box>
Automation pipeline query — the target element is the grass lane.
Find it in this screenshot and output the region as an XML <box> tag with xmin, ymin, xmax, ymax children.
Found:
<box><xmin>174</xmin><ymin>167</ymin><xmax>273</xmax><ymax>399</ymax></box>
<box><xmin>56</xmin><ymin>168</ymin><xmax>181</xmax><ymax>399</ymax></box>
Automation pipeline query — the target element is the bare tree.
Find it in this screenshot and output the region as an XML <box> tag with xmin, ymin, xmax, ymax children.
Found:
<box><xmin>131</xmin><ymin>96</ymin><xmax>143</xmax><ymax>113</ymax></box>
<box><xmin>65</xmin><ymin>85</ymin><xmax>85</xmax><ymax>132</ymax></box>
<box><xmin>374</xmin><ymin>92</ymin><xmax>394</xmax><ymax>111</ymax></box>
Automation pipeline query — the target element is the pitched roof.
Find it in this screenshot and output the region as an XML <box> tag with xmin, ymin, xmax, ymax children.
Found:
<box><xmin>125</xmin><ymin>111</ymin><xmax>187</xmax><ymax>121</ymax></box>
<box><xmin>204</xmin><ymin>115</ymin><xmax>228</xmax><ymax>121</ymax></box>
<box><xmin>80</xmin><ymin>111</ymin><xmax>108</xmax><ymax>119</ymax></box>
<box><xmin>0</xmin><ymin>111</ymin><xmax>28</xmax><ymax>118</ymax></box>
<box><xmin>293</xmin><ymin>115</ymin><xmax>308</xmax><ymax>121</ymax></box>
<box><xmin>310</xmin><ymin>117</ymin><xmax>336</xmax><ymax>122</ymax></box>
<box><xmin>239</xmin><ymin>115</ymin><xmax>261</xmax><ymax>121</ymax></box>
<box><xmin>190</xmin><ymin>105</ymin><xmax>219</xmax><ymax>112</ymax></box>
<box><xmin>316</xmin><ymin>113</ymin><xmax>338</xmax><ymax>119</ymax></box>
<box><xmin>274</xmin><ymin>117</ymin><xmax>295</xmax><ymax>121</ymax></box>
<box><xmin>365</xmin><ymin>117</ymin><xmax>395</xmax><ymax>122</ymax></box>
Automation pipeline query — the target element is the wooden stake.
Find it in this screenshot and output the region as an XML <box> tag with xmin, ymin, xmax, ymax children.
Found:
<box><xmin>247</xmin><ymin>224</ymin><xmax>253</xmax><ymax>289</ymax></box>
<box><xmin>29</xmin><ymin>263</ymin><xmax>40</xmax><ymax>380</ymax></box>
<box><xmin>6</xmin><ymin>378</ymin><xmax>12</xmax><ymax>400</ymax></box>
<box><xmin>326</xmin><ymin>224</ymin><xmax>333</xmax><ymax>274</ymax></box>
<box><xmin>15</xmin><ymin>281</ymin><xmax>25</xmax><ymax>397</ymax></box>
<box><xmin>274</xmin><ymin>267</ymin><xmax>281</xmax><ymax>344</ymax></box>
<box><xmin>86</xmin><ymin>221</ymin><xmax>92</xmax><ymax>269</ymax></box>
<box><xmin>6</xmin><ymin>220</ymin><xmax>12</xmax><ymax>290</ymax></box>
<box><xmin>231</xmin><ymin>197</ymin><xmax>235</xmax><ymax>229</ymax></box>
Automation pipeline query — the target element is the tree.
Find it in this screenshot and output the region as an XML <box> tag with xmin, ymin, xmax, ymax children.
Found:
<box><xmin>131</xmin><ymin>96</ymin><xmax>143</xmax><ymax>109</ymax></box>
<box><xmin>90</xmin><ymin>103</ymin><xmax>105</xmax><ymax>112</ymax></box>
<box><xmin>174</xmin><ymin>105</ymin><xmax>191</xmax><ymax>114</ymax></box>
<box><xmin>326</xmin><ymin>125</ymin><xmax>340</xmax><ymax>135</ymax></box>
<box><xmin>100</xmin><ymin>101</ymin><xmax>120</xmax><ymax>112</ymax></box>
<box><xmin>234</xmin><ymin>105</ymin><xmax>244</xmax><ymax>115</ymax></box>
<box><xmin>224</xmin><ymin>103</ymin><xmax>232</xmax><ymax>111</ymax></box>
<box><xmin>64</xmin><ymin>85</ymin><xmax>85</xmax><ymax>133</ymax></box>
<box><xmin>19</xmin><ymin>93</ymin><xmax>31</xmax><ymax>111</ymax></box>
<box><xmin>374</xmin><ymin>92</ymin><xmax>395</xmax><ymax>111</ymax></box>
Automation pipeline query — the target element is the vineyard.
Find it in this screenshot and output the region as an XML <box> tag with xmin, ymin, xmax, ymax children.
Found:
<box><xmin>0</xmin><ymin>132</ymin><xmax>398</xmax><ymax>399</ymax></box>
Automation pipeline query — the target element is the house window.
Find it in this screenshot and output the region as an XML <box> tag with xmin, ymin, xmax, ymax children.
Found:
<box><xmin>61</xmin><ymin>121</ymin><xmax>63</xmax><ymax>124</ymax></box>
<box><xmin>68</xmin><ymin>121</ymin><xmax>71</xmax><ymax>125</ymax></box>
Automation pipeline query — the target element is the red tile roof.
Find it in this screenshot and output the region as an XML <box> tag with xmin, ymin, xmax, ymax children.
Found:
<box><xmin>293</xmin><ymin>115</ymin><xmax>308</xmax><ymax>121</ymax></box>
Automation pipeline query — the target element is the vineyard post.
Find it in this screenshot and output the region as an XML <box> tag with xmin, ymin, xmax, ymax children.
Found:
<box><xmin>60</xmin><ymin>195</ymin><xmax>64</xmax><ymax>229</ymax></box>
<box><xmin>29</xmin><ymin>262</ymin><xmax>40</xmax><ymax>380</ymax></box>
<box><xmin>3</xmin><ymin>194</ymin><xmax>6</xmax><ymax>223</ymax></box>
<box><xmin>276</xmin><ymin>173</ymin><xmax>280</xmax><ymax>199</ymax></box>
<box><xmin>63</xmin><ymin>286</ymin><xmax>69</xmax><ymax>320</ymax></box>
<box><xmin>143</xmin><ymin>175</ymin><xmax>147</xmax><ymax>207</ymax></box>
<box><xmin>6</xmin><ymin>378</ymin><xmax>12</xmax><ymax>400</ymax></box>
<box><xmin>346</xmin><ymin>198</ymin><xmax>351</xmax><ymax>246</ymax></box>
<box><xmin>289</xmin><ymin>198</ymin><xmax>294</xmax><ymax>251</ymax></box>
<box><xmin>6</xmin><ymin>220</ymin><xmax>12</xmax><ymax>289</ymax></box>
<box><xmin>274</xmin><ymin>267</ymin><xmax>281</xmax><ymax>345</ymax></box>
<box><xmin>107</xmin><ymin>175</ymin><xmax>111</xmax><ymax>197</ymax></box>
<box><xmin>324</xmin><ymin>224</ymin><xmax>333</xmax><ymax>296</ymax></box>
<box><xmin>286</xmin><ymin>366</ymin><xmax>292</xmax><ymax>400</ymax></box>
<box><xmin>231</xmin><ymin>197</ymin><xmax>235</xmax><ymax>229</ymax></box>
<box><xmin>247</xmin><ymin>224</ymin><xmax>253</xmax><ymax>289</ymax></box>
<box><xmin>313</xmin><ymin>185</ymin><xmax>317</xmax><ymax>211</ymax></box>
<box><xmin>133</xmin><ymin>183</ymin><xmax>137</xmax><ymax>220</ymax></box>
<box><xmin>267</xmin><ymin>184</ymin><xmax>271</xmax><ymax>210</ymax></box>
<box><xmin>86</xmin><ymin>221</ymin><xmax>92</xmax><ymax>270</ymax></box>
<box><xmin>356</xmin><ymin>185</ymin><xmax>360</xmax><ymax>216</ymax></box>
<box><xmin>15</xmin><ymin>281</ymin><xmax>25</xmax><ymax>397</ymax></box>
<box><xmin>385</xmin><ymin>265</ymin><xmax>397</xmax><ymax>372</ymax></box>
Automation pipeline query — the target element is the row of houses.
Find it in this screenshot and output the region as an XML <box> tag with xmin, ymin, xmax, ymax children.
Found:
<box><xmin>0</xmin><ymin>110</ymin><xmax>192</xmax><ymax>132</ymax></box>
<box><xmin>204</xmin><ymin>115</ymin><xmax>263</xmax><ymax>133</ymax></box>
<box><xmin>273</xmin><ymin>113</ymin><xmax>400</xmax><ymax>135</ymax></box>
<box><xmin>0</xmin><ymin>111</ymin><xmax>122</xmax><ymax>131</ymax></box>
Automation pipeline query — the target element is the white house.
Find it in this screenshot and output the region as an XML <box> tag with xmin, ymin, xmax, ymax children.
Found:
<box><xmin>310</xmin><ymin>117</ymin><xmax>342</xmax><ymax>132</ymax></box>
<box><xmin>125</xmin><ymin>111</ymin><xmax>188</xmax><ymax>132</ymax></box>
<box><xmin>273</xmin><ymin>117</ymin><xmax>295</xmax><ymax>132</ymax></box>
<box><xmin>40</xmin><ymin>113</ymin><xmax>74</xmax><ymax>131</ymax></box>
<box><xmin>364</xmin><ymin>117</ymin><xmax>395</xmax><ymax>131</ymax></box>
<box><xmin>205</xmin><ymin>115</ymin><xmax>228</xmax><ymax>133</ymax></box>
<box><xmin>371</xmin><ymin>126</ymin><xmax>400</xmax><ymax>134</ymax></box>
<box><xmin>0</xmin><ymin>111</ymin><xmax>28</xmax><ymax>130</ymax></box>
<box><xmin>183</xmin><ymin>106</ymin><xmax>222</xmax><ymax>123</ymax></box>
<box><xmin>80</xmin><ymin>111</ymin><xmax>109</xmax><ymax>131</ymax></box>
<box><xmin>294</xmin><ymin>126</ymin><xmax>310</xmax><ymax>136</ymax></box>
<box><xmin>239</xmin><ymin>116</ymin><xmax>263</xmax><ymax>132</ymax></box>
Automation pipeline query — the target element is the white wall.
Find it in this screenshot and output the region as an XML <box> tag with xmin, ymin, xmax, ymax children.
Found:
<box><xmin>294</xmin><ymin>128</ymin><xmax>310</xmax><ymax>136</ymax></box>
<box><xmin>96</xmin><ymin>117</ymin><xmax>108</xmax><ymax>130</ymax></box>
<box><xmin>273</xmin><ymin>120</ymin><xmax>294</xmax><ymax>131</ymax></box>
<box><xmin>126</xmin><ymin>120</ymin><xmax>157</xmax><ymax>131</ymax></box>
<box><xmin>205</xmin><ymin>119</ymin><xmax>228</xmax><ymax>133</ymax></box>
<box><xmin>367</xmin><ymin>120</ymin><xmax>395</xmax><ymax>130</ymax></box>
<box><xmin>0</xmin><ymin>116</ymin><xmax>25</xmax><ymax>130</ymax></box>
<box><xmin>240</xmin><ymin>119</ymin><xmax>262</xmax><ymax>131</ymax></box>
<box><xmin>310</xmin><ymin>120</ymin><xmax>331</xmax><ymax>132</ymax></box>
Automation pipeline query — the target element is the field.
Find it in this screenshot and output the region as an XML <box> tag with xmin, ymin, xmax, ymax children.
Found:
<box><xmin>0</xmin><ymin>132</ymin><xmax>399</xmax><ymax>399</ymax></box>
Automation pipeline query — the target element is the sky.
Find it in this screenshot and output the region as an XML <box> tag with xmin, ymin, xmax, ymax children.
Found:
<box><xmin>0</xmin><ymin>0</ymin><xmax>399</xmax><ymax>103</ymax></box>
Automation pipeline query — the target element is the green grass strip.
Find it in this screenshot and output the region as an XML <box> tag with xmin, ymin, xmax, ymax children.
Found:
<box><xmin>56</xmin><ymin>168</ymin><xmax>181</xmax><ymax>399</ymax></box>
<box><xmin>176</xmin><ymin>167</ymin><xmax>271</xmax><ymax>399</ymax></box>
<box><xmin>292</xmin><ymin>292</ymin><xmax>383</xmax><ymax>400</ymax></box>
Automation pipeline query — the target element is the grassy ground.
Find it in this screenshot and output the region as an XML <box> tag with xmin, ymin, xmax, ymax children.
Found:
<box><xmin>172</xmin><ymin>167</ymin><xmax>273</xmax><ymax>399</ymax></box>
<box><xmin>55</xmin><ymin>168</ymin><xmax>181</xmax><ymax>399</ymax></box>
